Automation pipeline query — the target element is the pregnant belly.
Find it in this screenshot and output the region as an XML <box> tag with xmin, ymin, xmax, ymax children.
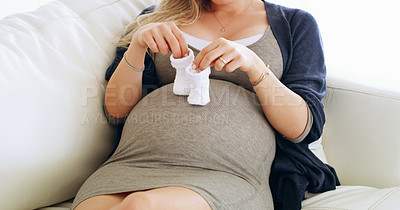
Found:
<box><xmin>112</xmin><ymin>80</ymin><xmax>276</xmax><ymax>180</ymax></box>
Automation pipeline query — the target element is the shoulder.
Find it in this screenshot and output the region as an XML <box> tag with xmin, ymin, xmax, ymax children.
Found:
<box><xmin>265</xmin><ymin>1</ymin><xmax>322</xmax><ymax>55</ymax></box>
<box><xmin>265</xmin><ymin>1</ymin><xmax>318</xmax><ymax>30</ymax></box>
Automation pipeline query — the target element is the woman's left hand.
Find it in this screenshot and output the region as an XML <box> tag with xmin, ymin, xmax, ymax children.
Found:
<box><xmin>192</xmin><ymin>37</ymin><xmax>262</xmax><ymax>73</ymax></box>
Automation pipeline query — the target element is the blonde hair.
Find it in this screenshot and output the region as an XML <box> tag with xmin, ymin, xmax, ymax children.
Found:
<box><xmin>115</xmin><ymin>0</ymin><xmax>212</xmax><ymax>47</ymax></box>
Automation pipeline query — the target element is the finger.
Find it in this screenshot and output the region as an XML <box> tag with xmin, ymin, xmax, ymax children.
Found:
<box><xmin>198</xmin><ymin>43</ymin><xmax>231</xmax><ymax>70</ymax></box>
<box><xmin>142</xmin><ymin>33</ymin><xmax>159</xmax><ymax>53</ymax></box>
<box><xmin>163</xmin><ymin>29</ymin><xmax>182</xmax><ymax>58</ymax></box>
<box><xmin>214</xmin><ymin>57</ymin><xmax>227</xmax><ymax>71</ymax></box>
<box><xmin>209</xmin><ymin>60</ymin><xmax>216</xmax><ymax>68</ymax></box>
<box><xmin>152</xmin><ymin>29</ymin><xmax>170</xmax><ymax>56</ymax></box>
<box><xmin>193</xmin><ymin>41</ymin><xmax>220</xmax><ymax>70</ymax></box>
<box><xmin>171</xmin><ymin>26</ymin><xmax>189</xmax><ymax>57</ymax></box>
<box><xmin>214</xmin><ymin>50</ymin><xmax>236</xmax><ymax>71</ymax></box>
<box><xmin>224</xmin><ymin>56</ymin><xmax>243</xmax><ymax>72</ymax></box>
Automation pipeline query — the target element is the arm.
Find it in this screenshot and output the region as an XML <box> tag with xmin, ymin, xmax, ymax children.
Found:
<box><xmin>247</xmin><ymin>61</ymin><xmax>309</xmax><ymax>140</ymax></box>
<box><xmin>250</xmin><ymin>10</ymin><xmax>326</xmax><ymax>142</ymax></box>
<box><xmin>277</xmin><ymin>10</ymin><xmax>327</xmax><ymax>143</ymax></box>
<box><xmin>193</xmin><ymin>38</ymin><xmax>309</xmax><ymax>140</ymax></box>
<box><xmin>193</xmin><ymin>10</ymin><xmax>324</xmax><ymax>141</ymax></box>
<box><xmin>104</xmin><ymin>42</ymin><xmax>147</xmax><ymax>119</ymax></box>
<box><xmin>104</xmin><ymin>22</ymin><xmax>190</xmax><ymax>120</ymax></box>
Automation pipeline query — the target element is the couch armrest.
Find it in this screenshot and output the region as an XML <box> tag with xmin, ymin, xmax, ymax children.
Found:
<box><xmin>322</xmin><ymin>76</ymin><xmax>400</xmax><ymax>188</ymax></box>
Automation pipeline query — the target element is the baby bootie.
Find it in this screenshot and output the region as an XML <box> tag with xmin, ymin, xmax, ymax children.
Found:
<box><xmin>170</xmin><ymin>49</ymin><xmax>194</xmax><ymax>95</ymax></box>
<box><xmin>185</xmin><ymin>66</ymin><xmax>211</xmax><ymax>106</ymax></box>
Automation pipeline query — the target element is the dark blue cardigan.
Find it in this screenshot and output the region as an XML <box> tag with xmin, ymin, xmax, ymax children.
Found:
<box><xmin>264</xmin><ymin>2</ymin><xmax>340</xmax><ymax>210</ymax></box>
<box><xmin>105</xmin><ymin>1</ymin><xmax>340</xmax><ymax>209</ymax></box>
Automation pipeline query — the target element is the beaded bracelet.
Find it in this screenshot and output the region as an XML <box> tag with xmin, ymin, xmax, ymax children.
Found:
<box><xmin>251</xmin><ymin>63</ymin><xmax>270</xmax><ymax>86</ymax></box>
<box><xmin>123</xmin><ymin>52</ymin><xmax>145</xmax><ymax>72</ymax></box>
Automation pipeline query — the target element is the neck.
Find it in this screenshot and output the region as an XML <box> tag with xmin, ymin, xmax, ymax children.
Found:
<box><xmin>211</xmin><ymin>0</ymin><xmax>254</xmax><ymax>15</ymax></box>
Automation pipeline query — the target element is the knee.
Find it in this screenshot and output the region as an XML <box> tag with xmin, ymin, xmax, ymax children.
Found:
<box><xmin>119</xmin><ymin>191</ymin><xmax>156</xmax><ymax>210</ymax></box>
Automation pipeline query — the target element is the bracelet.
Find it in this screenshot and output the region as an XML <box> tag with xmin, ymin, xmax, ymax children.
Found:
<box><xmin>251</xmin><ymin>63</ymin><xmax>270</xmax><ymax>86</ymax></box>
<box><xmin>123</xmin><ymin>52</ymin><xmax>145</xmax><ymax>72</ymax></box>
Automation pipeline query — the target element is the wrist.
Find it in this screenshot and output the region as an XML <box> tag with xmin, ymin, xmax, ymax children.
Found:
<box><xmin>128</xmin><ymin>36</ymin><xmax>147</xmax><ymax>54</ymax></box>
<box><xmin>130</xmin><ymin>32</ymin><xmax>148</xmax><ymax>51</ymax></box>
<box><xmin>247</xmin><ymin>59</ymin><xmax>269</xmax><ymax>83</ymax></box>
<box><xmin>124</xmin><ymin>40</ymin><xmax>148</xmax><ymax>71</ymax></box>
<box><xmin>126</xmin><ymin>36</ymin><xmax>148</xmax><ymax>59</ymax></box>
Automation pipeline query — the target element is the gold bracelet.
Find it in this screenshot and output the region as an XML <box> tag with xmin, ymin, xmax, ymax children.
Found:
<box><xmin>123</xmin><ymin>52</ymin><xmax>145</xmax><ymax>72</ymax></box>
<box><xmin>251</xmin><ymin>63</ymin><xmax>270</xmax><ymax>86</ymax></box>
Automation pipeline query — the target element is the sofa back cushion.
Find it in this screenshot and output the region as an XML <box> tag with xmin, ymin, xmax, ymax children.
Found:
<box><xmin>0</xmin><ymin>0</ymin><xmax>156</xmax><ymax>209</ymax></box>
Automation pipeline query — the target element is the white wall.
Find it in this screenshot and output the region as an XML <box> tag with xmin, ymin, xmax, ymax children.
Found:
<box><xmin>269</xmin><ymin>0</ymin><xmax>400</xmax><ymax>93</ymax></box>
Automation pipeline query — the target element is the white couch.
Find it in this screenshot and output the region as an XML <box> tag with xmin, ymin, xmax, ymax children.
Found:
<box><xmin>1</xmin><ymin>0</ymin><xmax>399</xmax><ymax>209</ymax></box>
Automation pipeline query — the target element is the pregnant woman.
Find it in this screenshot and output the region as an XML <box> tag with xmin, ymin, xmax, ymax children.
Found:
<box><xmin>72</xmin><ymin>0</ymin><xmax>339</xmax><ymax>209</ymax></box>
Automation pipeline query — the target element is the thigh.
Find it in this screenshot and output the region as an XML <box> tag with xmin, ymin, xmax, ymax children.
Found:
<box><xmin>74</xmin><ymin>192</ymin><xmax>130</xmax><ymax>210</ymax></box>
<box><xmin>114</xmin><ymin>186</ymin><xmax>212</xmax><ymax>210</ymax></box>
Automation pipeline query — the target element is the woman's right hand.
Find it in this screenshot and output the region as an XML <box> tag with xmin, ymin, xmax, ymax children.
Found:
<box><xmin>132</xmin><ymin>22</ymin><xmax>189</xmax><ymax>59</ymax></box>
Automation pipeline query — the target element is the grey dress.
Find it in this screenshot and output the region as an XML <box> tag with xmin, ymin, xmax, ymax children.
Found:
<box><xmin>72</xmin><ymin>26</ymin><xmax>284</xmax><ymax>210</ymax></box>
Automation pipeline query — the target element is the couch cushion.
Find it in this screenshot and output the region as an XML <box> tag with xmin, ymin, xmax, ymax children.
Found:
<box><xmin>38</xmin><ymin>186</ymin><xmax>400</xmax><ymax>210</ymax></box>
<box><xmin>303</xmin><ymin>186</ymin><xmax>400</xmax><ymax>210</ymax></box>
<box><xmin>309</xmin><ymin>138</ymin><xmax>328</xmax><ymax>164</ymax></box>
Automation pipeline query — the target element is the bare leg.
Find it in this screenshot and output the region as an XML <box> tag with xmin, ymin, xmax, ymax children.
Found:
<box><xmin>74</xmin><ymin>192</ymin><xmax>129</xmax><ymax>210</ymax></box>
<box><xmin>75</xmin><ymin>186</ymin><xmax>211</xmax><ymax>210</ymax></box>
<box><xmin>112</xmin><ymin>186</ymin><xmax>212</xmax><ymax>210</ymax></box>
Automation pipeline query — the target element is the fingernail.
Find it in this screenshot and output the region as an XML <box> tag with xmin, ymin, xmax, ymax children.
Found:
<box><xmin>192</xmin><ymin>64</ymin><xmax>197</xmax><ymax>70</ymax></box>
<box><xmin>184</xmin><ymin>53</ymin><xmax>189</xmax><ymax>57</ymax></box>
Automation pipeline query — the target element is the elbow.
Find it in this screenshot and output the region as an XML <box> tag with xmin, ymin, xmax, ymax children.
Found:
<box><xmin>283</xmin><ymin>127</ymin><xmax>306</xmax><ymax>142</ymax></box>
<box><xmin>286</xmin><ymin>129</ymin><xmax>304</xmax><ymax>140</ymax></box>
<box><xmin>283</xmin><ymin>106</ymin><xmax>314</xmax><ymax>143</ymax></box>
<box><xmin>104</xmin><ymin>87</ymin><xmax>141</xmax><ymax>120</ymax></box>
<box><xmin>103</xmin><ymin>104</ymin><xmax>128</xmax><ymax>126</ymax></box>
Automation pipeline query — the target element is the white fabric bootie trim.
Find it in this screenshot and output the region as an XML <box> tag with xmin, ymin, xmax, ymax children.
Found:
<box><xmin>170</xmin><ymin>49</ymin><xmax>194</xmax><ymax>95</ymax></box>
<box><xmin>185</xmin><ymin>66</ymin><xmax>211</xmax><ymax>106</ymax></box>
